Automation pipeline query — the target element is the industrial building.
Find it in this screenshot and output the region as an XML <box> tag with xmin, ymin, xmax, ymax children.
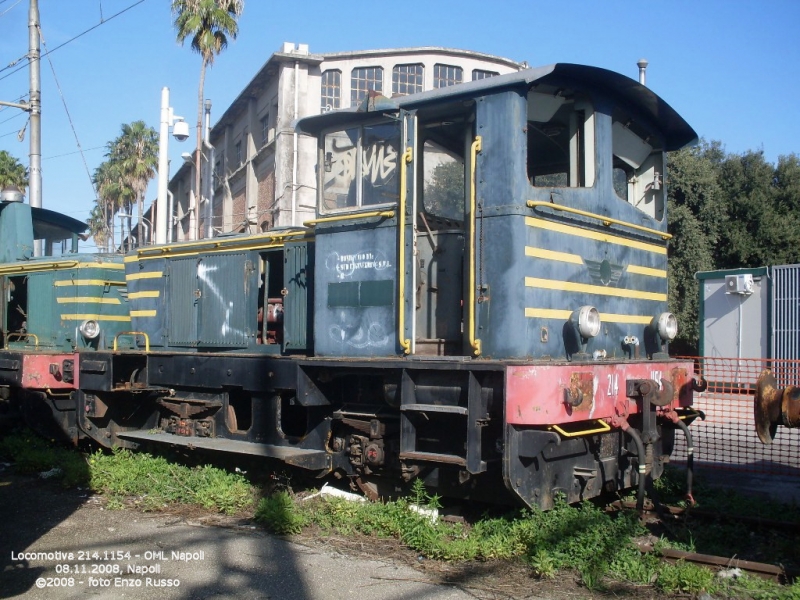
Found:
<box><xmin>165</xmin><ymin>43</ymin><xmax>523</xmax><ymax>240</ymax></box>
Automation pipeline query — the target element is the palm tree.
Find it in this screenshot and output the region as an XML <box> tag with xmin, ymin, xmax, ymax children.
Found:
<box><xmin>0</xmin><ymin>150</ymin><xmax>28</xmax><ymax>192</ymax></box>
<box><xmin>172</xmin><ymin>0</ymin><xmax>243</xmax><ymax>239</ymax></box>
<box><xmin>109</xmin><ymin>121</ymin><xmax>158</xmax><ymax>248</ymax></box>
<box><xmin>93</xmin><ymin>160</ymin><xmax>131</xmax><ymax>252</ymax></box>
<box><xmin>87</xmin><ymin>202</ymin><xmax>110</xmax><ymax>251</ymax></box>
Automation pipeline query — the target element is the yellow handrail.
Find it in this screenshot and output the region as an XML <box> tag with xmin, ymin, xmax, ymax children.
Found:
<box><xmin>469</xmin><ymin>136</ymin><xmax>482</xmax><ymax>356</ymax></box>
<box><xmin>113</xmin><ymin>331</ymin><xmax>150</xmax><ymax>352</ymax></box>
<box><xmin>549</xmin><ymin>419</ymin><xmax>611</xmax><ymax>437</ymax></box>
<box><xmin>397</xmin><ymin>147</ymin><xmax>413</xmax><ymax>355</ymax></box>
<box><xmin>4</xmin><ymin>333</ymin><xmax>38</xmax><ymax>350</ymax></box>
<box><xmin>304</xmin><ymin>210</ymin><xmax>395</xmax><ymax>227</ymax></box>
<box><xmin>526</xmin><ymin>200</ymin><xmax>672</xmax><ymax>240</ymax></box>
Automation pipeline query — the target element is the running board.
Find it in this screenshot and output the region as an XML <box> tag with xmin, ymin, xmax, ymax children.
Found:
<box><xmin>118</xmin><ymin>430</ymin><xmax>331</xmax><ymax>471</ymax></box>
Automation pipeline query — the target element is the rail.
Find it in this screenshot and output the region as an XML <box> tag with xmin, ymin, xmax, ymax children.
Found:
<box><xmin>526</xmin><ymin>200</ymin><xmax>672</xmax><ymax>240</ymax></box>
<box><xmin>304</xmin><ymin>211</ymin><xmax>395</xmax><ymax>227</ymax></box>
<box><xmin>397</xmin><ymin>147</ymin><xmax>413</xmax><ymax>354</ymax></box>
<box><xmin>113</xmin><ymin>331</ymin><xmax>150</xmax><ymax>352</ymax></box>
<box><xmin>468</xmin><ymin>136</ymin><xmax>482</xmax><ymax>356</ymax></box>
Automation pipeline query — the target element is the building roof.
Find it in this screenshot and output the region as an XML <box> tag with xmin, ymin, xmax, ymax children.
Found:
<box><xmin>211</xmin><ymin>44</ymin><xmax>524</xmax><ymax>133</ymax></box>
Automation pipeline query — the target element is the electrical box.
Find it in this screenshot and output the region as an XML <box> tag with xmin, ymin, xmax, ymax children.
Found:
<box><xmin>725</xmin><ymin>273</ymin><xmax>754</xmax><ymax>295</ymax></box>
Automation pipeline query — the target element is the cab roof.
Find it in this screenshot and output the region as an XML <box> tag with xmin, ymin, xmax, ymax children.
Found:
<box><xmin>296</xmin><ymin>63</ymin><xmax>697</xmax><ymax>151</ymax></box>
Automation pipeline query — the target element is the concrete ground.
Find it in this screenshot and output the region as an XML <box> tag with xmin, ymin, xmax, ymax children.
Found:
<box><xmin>0</xmin><ymin>474</ymin><xmax>475</xmax><ymax>600</ymax></box>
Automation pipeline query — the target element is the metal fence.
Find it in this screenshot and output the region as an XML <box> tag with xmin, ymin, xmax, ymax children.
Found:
<box><xmin>670</xmin><ymin>356</ymin><xmax>800</xmax><ymax>477</ymax></box>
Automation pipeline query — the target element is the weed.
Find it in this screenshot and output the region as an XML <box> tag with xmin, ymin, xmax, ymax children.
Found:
<box><xmin>529</xmin><ymin>549</ymin><xmax>556</xmax><ymax>579</ymax></box>
<box><xmin>0</xmin><ymin>429</ymin><xmax>89</xmax><ymax>487</ymax></box>
<box><xmin>654</xmin><ymin>559</ymin><xmax>716</xmax><ymax>594</ymax></box>
<box><xmin>254</xmin><ymin>491</ymin><xmax>308</xmax><ymax>535</ymax></box>
<box><xmin>89</xmin><ymin>449</ymin><xmax>253</xmax><ymax>514</ymax></box>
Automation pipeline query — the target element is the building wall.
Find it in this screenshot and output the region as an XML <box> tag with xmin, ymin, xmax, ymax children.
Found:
<box><xmin>167</xmin><ymin>43</ymin><xmax>523</xmax><ymax>239</ymax></box>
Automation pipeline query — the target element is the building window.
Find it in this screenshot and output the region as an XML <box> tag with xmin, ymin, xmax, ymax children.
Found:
<box><xmin>260</xmin><ymin>115</ymin><xmax>269</xmax><ymax>146</ymax></box>
<box><xmin>215</xmin><ymin>152</ymin><xmax>224</xmax><ymax>187</ymax></box>
<box><xmin>472</xmin><ymin>69</ymin><xmax>499</xmax><ymax>81</ymax></box>
<box><xmin>392</xmin><ymin>64</ymin><xmax>423</xmax><ymax>96</ymax></box>
<box><xmin>350</xmin><ymin>66</ymin><xmax>383</xmax><ymax>106</ymax></box>
<box><xmin>433</xmin><ymin>64</ymin><xmax>462</xmax><ymax>88</ymax></box>
<box><xmin>235</xmin><ymin>141</ymin><xmax>243</xmax><ymax>166</ymax></box>
<box><xmin>321</xmin><ymin>70</ymin><xmax>341</xmax><ymax>112</ymax></box>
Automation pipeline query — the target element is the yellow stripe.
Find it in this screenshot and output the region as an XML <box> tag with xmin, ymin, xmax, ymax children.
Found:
<box><xmin>525</xmin><ymin>276</ymin><xmax>667</xmax><ymax>301</ymax></box>
<box><xmin>525</xmin><ymin>216</ymin><xmax>666</xmax><ymax>255</ymax></box>
<box><xmin>56</xmin><ymin>297</ymin><xmax>121</xmax><ymax>305</ymax></box>
<box><xmin>54</xmin><ymin>279</ymin><xmax>125</xmax><ymax>287</ymax></box>
<box><xmin>131</xmin><ymin>310</ymin><xmax>157</xmax><ymax>317</ymax></box>
<box><xmin>69</xmin><ymin>262</ymin><xmax>125</xmax><ymax>270</ymax></box>
<box><xmin>60</xmin><ymin>314</ymin><xmax>131</xmax><ymax>322</ymax></box>
<box><xmin>128</xmin><ymin>291</ymin><xmax>160</xmax><ymax>299</ymax></box>
<box><xmin>525</xmin><ymin>246</ymin><xmax>583</xmax><ymax>264</ymax></box>
<box><xmin>126</xmin><ymin>271</ymin><xmax>163</xmax><ymax>281</ymax></box>
<box><xmin>525</xmin><ymin>307</ymin><xmax>654</xmax><ymax>325</ymax></box>
<box><xmin>123</xmin><ymin>231</ymin><xmax>312</xmax><ymax>263</ymax></box>
<box><xmin>626</xmin><ymin>264</ymin><xmax>667</xmax><ymax>278</ymax></box>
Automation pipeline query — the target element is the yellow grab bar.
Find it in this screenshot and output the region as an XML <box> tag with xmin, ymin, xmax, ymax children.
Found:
<box><xmin>113</xmin><ymin>331</ymin><xmax>150</xmax><ymax>352</ymax></box>
<box><xmin>526</xmin><ymin>200</ymin><xmax>672</xmax><ymax>240</ymax></box>
<box><xmin>549</xmin><ymin>419</ymin><xmax>611</xmax><ymax>438</ymax></box>
<box><xmin>397</xmin><ymin>147</ymin><xmax>413</xmax><ymax>354</ymax></box>
<box><xmin>304</xmin><ymin>211</ymin><xmax>395</xmax><ymax>227</ymax></box>
<box><xmin>4</xmin><ymin>333</ymin><xmax>38</xmax><ymax>349</ymax></box>
<box><xmin>469</xmin><ymin>136</ymin><xmax>482</xmax><ymax>356</ymax></box>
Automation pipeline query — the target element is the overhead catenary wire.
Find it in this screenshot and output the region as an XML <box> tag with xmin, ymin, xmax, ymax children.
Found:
<box><xmin>0</xmin><ymin>0</ymin><xmax>23</xmax><ymax>19</ymax></box>
<box><xmin>37</xmin><ymin>23</ymin><xmax>95</xmax><ymax>196</ymax></box>
<box><xmin>0</xmin><ymin>0</ymin><xmax>145</xmax><ymax>82</ymax></box>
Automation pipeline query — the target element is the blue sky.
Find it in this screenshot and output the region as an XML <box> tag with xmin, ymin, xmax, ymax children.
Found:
<box><xmin>0</xmin><ymin>0</ymin><xmax>798</xmax><ymax>251</ymax></box>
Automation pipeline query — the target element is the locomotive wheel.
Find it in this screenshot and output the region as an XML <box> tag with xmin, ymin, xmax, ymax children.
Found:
<box><xmin>755</xmin><ymin>370</ymin><xmax>781</xmax><ymax>444</ymax></box>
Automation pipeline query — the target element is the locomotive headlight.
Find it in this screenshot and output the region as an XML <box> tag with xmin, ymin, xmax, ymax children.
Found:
<box><xmin>79</xmin><ymin>319</ymin><xmax>100</xmax><ymax>340</ymax></box>
<box><xmin>576</xmin><ymin>305</ymin><xmax>601</xmax><ymax>339</ymax></box>
<box><xmin>655</xmin><ymin>312</ymin><xmax>678</xmax><ymax>342</ymax></box>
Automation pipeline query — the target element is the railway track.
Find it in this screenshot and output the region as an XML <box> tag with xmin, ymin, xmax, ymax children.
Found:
<box><xmin>610</xmin><ymin>500</ymin><xmax>795</xmax><ymax>583</ymax></box>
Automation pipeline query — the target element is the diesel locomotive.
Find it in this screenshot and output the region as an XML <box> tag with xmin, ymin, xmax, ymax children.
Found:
<box><xmin>2</xmin><ymin>63</ymin><xmax>705</xmax><ymax>509</ymax></box>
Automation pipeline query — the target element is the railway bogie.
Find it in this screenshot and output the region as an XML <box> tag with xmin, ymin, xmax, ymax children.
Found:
<box><xmin>1</xmin><ymin>63</ymin><xmax>705</xmax><ymax>509</ymax></box>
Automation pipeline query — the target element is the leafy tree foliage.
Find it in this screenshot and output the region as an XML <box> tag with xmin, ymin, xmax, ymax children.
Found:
<box><xmin>424</xmin><ymin>160</ymin><xmax>464</xmax><ymax>220</ymax></box>
<box><xmin>0</xmin><ymin>150</ymin><xmax>28</xmax><ymax>192</ymax></box>
<box><xmin>89</xmin><ymin>122</ymin><xmax>157</xmax><ymax>252</ymax></box>
<box><xmin>667</xmin><ymin>141</ymin><xmax>800</xmax><ymax>353</ymax></box>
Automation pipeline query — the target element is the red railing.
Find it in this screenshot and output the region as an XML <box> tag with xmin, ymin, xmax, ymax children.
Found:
<box><xmin>670</xmin><ymin>357</ymin><xmax>800</xmax><ymax>477</ymax></box>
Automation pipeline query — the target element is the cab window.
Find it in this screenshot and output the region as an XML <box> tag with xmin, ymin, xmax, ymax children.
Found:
<box><xmin>527</xmin><ymin>89</ymin><xmax>595</xmax><ymax>188</ymax></box>
<box><xmin>321</xmin><ymin>122</ymin><xmax>401</xmax><ymax>212</ymax></box>
<box><xmin>612</xmin><ymin>114</ymin><xmax>664</xmax><ymax>220</ymax></box>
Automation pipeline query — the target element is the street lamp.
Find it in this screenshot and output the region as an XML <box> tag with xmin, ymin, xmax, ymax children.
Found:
<box><xmin>156</xmin><ymin>87</ymin><xmax>188</xmax><ymax>245</ymax></box>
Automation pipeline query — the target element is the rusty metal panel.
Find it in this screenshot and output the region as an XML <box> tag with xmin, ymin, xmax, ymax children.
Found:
<box><xmin>167</xmin><ymin>257</ymin><xmax>198</xmax><ymax>346</ymax></box>
<box><xmin>197</xmin><ymin>253</ymin><xmax>252</xmax><ymax>348</ymax></box>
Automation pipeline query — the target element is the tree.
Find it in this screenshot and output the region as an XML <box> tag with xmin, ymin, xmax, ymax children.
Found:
<box><xmin>87</xmin><ymin>203</ymin><xmax>110</xmax><ymax>252</ymax></box>
<box><xmin>172</xmin><ymin>0</ymin><xmax>243</xmax><ymax>239</ymax></box>
<box><xmin>92</xmin><ymin>159</ymin><xmax>133</xmax><ymax>252</ymax></box>
<box><xmin>0</xmin><ymin>150</ymin><xmax>28</xmax><ymax>192</ymax></box>
<box><xmin>667</xmin><ymin>143</ymin><xmax>722</xmax><ymax>354</ymax></box>
<box><xmin>110</xmin><ymin>121</ymin><xmax>158</xmax><ymax>247</ymax></box>
<box><xmin>424</xmin><ymin>160</ymin><xmax>464</xmax><ymax>220</ymax></box>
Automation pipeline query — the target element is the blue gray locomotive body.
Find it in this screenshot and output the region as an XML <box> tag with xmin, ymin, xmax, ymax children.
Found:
<box><xmin>11</xmin><ymin>64</ymin><xmax>705</xmax><ymax>508</ymax></box>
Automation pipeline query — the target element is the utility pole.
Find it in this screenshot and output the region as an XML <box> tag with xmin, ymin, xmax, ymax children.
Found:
<box><xmin>0</xmin><ymin>0</ymin><xmax>42</xmax><ymax>255</ymax></box>
<box><xmin>29</xmin><ymin>0</ymin><xmax>42</xmax><ymax>256</ymax></box>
